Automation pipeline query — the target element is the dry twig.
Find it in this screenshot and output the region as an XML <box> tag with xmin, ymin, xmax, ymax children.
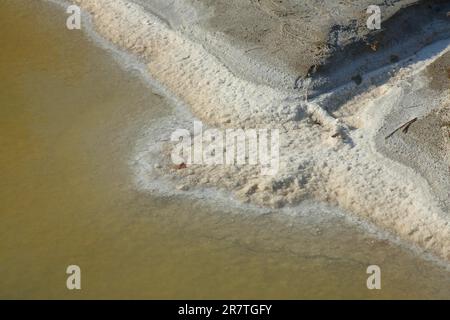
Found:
<box><xmin>385</xmin><ymin>117</ymin><xmax>418</xmax><ymax>140</ymax></box>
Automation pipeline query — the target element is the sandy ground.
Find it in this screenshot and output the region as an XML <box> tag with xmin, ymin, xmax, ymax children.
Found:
<box><xmin>377</xmin><ymin>52</ymin><xmax>450</xmax><ymax>212</ymax></box>
<box><xmin>131</xmin><ymin>0</ymin><xmax>450</xmax><ymax>98</ymax></box>
<box><xmin>64</xmin><ymin>0</ymin><xmax>450</xmax><ymax>263</ymax></box>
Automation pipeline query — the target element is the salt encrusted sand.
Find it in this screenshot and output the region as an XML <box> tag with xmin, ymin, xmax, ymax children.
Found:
<box><xmin>67</xmin><ymin>0</ymin><xmax>450</xmax><ymax>262</ymax></box>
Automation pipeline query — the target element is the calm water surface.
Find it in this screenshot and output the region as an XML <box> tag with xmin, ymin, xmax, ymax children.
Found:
<box><xmin>1</xmin><ymin>0</ymin><xmax>449</xmax><ymax>299</ymax></box>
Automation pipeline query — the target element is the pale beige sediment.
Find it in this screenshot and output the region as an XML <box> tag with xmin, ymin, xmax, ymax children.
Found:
<box><xmin>70</xmin><ymin>0</ymin><xmax>449</xmax><ymax>262</ymax></box>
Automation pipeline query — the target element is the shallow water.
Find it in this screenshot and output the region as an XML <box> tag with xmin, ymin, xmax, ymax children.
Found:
<box><xmin>1</xmin><ymin>0</ymin><xmax>450</xmax><ymax>299</ymax></box>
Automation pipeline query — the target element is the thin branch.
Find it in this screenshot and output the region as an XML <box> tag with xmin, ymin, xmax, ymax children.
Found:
<box><xmin>385</xmin><ymin>117</ymin><xmax>418</xmax><ymax>140</ymax></box>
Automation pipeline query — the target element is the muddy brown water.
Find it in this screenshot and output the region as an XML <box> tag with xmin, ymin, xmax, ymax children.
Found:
<box><xmin>1</xmin><ymin>0</ymin><xmax>450</xmax><ymax>299</ymax></box>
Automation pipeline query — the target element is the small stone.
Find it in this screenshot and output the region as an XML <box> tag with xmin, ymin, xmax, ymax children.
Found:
<box><xmin>176</xmin><ymin>184</ymin><xmax>189</xmax><ymax>191</ymax></box>
<box><xmin>351</xmin><ymin>74</ymin><xmax>362</xmax><ymax>85</ymax></box>
<box><xmin>175</xmin><ymin>163</ymin><xmax>187</xmax><ymax>170</ymax></box>
<box><xmin>390</xmin><ymin>54</ymin><xmax>399</xmax><ymax>63</ymax></box>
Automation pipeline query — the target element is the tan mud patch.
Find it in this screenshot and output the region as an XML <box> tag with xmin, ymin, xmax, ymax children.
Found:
<box><xmin>408</xmin><ymin>106</ymin><xmax>450</xmax><ymax>158</ymax></box>
<box><xmin>427</xmin><ymin>51</ymin><xmax>450</xmax><ymax>91</ymax></box>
